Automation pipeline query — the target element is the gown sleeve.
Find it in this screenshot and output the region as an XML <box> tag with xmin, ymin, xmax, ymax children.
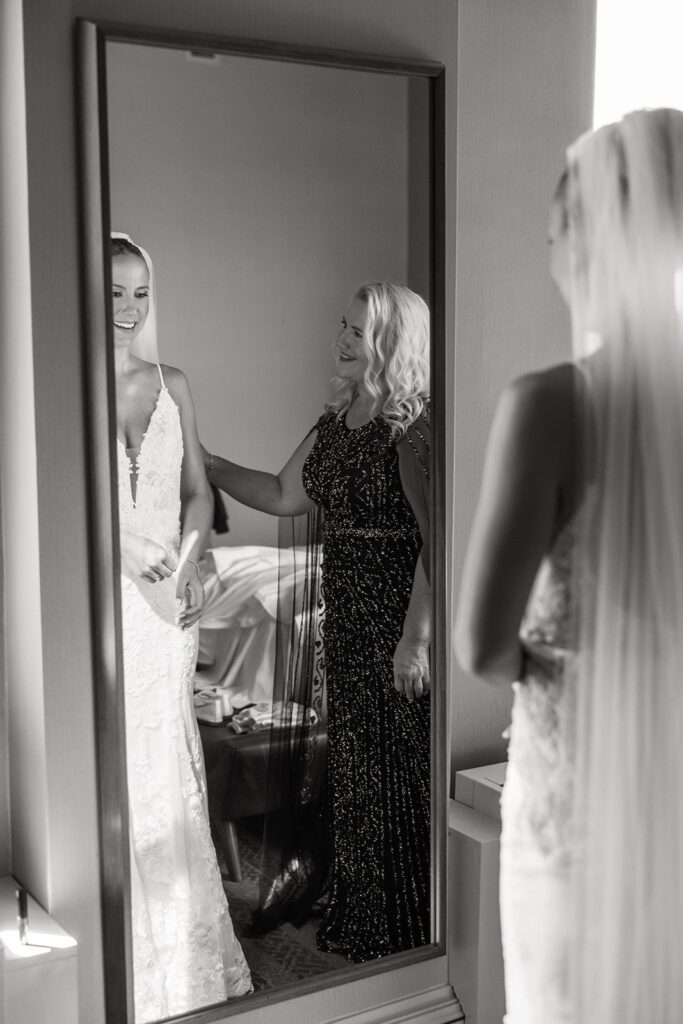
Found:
<box><xmin>397</xmin><ymin>401</ymin><xmax>431</xmax><ymax>581</ymax></box>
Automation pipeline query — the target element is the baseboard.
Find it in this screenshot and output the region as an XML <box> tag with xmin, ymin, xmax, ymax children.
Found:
<box><xmin>339</xmin><ymin>984</ymin><xmax>464</xmax><ymax>1024</ymax></box>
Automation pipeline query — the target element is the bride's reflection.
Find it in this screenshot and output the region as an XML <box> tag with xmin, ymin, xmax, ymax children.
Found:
<box><xmin>112</xmin><ymin>233</ymin><xmax>252</xmax><ymax>1021</ymax></box>
<box><xmin>202</xmin><ymin>282</ymin><xmax>432</xmax><ymax>962</ymax></box>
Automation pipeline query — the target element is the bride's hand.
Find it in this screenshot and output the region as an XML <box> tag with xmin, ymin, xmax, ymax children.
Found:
<box><xmin>121</xmin><ymin>530</ymin><xmax>177</xmax><ymax>583</ymax></box>
<box><xmin>176</xmin><ymin>562</ymin><xmax>205</xmax><ymax>630</ymax></box>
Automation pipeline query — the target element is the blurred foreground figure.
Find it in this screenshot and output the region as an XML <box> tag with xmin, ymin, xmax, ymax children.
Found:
<box><xmin>456</xmin><ymin>110</ymin><xmax>683</xmax><ymax>1023</ymax></box>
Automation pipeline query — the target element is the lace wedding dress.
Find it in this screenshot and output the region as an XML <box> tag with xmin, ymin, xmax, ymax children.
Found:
<box><xmin>499</xmin><ymin>517</ymin><xmax>578</xmax><ymax>1024</ymax></box>
<box><xmin>117</xmin><ymin>365</ymin><xmax>252</xmax><ymax>1022</ymax></box>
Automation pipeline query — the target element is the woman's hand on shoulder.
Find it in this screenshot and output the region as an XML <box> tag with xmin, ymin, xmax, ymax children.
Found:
<box><xmin>199</xmin><ymin>440</ymin><xmax>212</xmax><ymax>476</ymax></box>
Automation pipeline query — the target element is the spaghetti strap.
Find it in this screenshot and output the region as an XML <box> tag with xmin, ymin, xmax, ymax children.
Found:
<box><xmin>156</xmin><ymin>363</ymin><xmax>166</xmax><ymax>389</ymax></box>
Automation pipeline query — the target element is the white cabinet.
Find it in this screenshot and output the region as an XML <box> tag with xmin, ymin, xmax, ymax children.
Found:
<box><xmin>448</xmin><ymin>765</ymin><xmax>507</xmax><ymax>1024</ymax></box>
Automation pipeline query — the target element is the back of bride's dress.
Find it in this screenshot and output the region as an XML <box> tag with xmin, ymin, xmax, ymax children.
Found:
<box><xmin>499</xmin><ymin>517</ymin><xmax>578</xmax><ymax>1024</ymax></box>
<box><xmin>117</xmin><ymin>369</ymin><xmax>251</xmax><ymax>1022</ymax></box>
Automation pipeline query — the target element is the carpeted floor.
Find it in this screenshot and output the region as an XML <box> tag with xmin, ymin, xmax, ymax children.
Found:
<box><xmin>215</xmin><ymin>819</ymin><xmax>348</xmax><ymax>991</ymax></box>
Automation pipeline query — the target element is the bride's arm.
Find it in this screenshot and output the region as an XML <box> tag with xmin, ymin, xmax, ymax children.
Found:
<box><xmin>164</xmin><ymin>367</ymin><xmax>213</xmax><ymax>628</ymax></box>
<box><xmin>454</xmin><ymin>371</ymin><xmax>568</xmax><ymax>687</ymax></box>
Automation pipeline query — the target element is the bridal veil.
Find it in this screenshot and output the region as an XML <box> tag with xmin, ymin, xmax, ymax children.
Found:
<box><xmin>566</xmin><ymin>109</ymin><xmax>683</xmax><ymax>1021</ymax></box>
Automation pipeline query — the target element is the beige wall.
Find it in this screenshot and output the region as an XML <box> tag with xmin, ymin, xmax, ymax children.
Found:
<box><xmin>106</xmin><ymin>43</ymin><xmax>412</xmax><ymax>547</ymax></box>
<box><xmin>13</xmin><ymin>0</ymin><xmax>595</xmax><ymax>1020</ymax></box>
<box><xmin>451</xmin><ymin>0</ymin><xmax>595</xmax><ymax>774</ymax></box>
<box><xmin>0</xmin><ymin>0</ymin><xmax>48</xmax><ymax>882</ymax></box>
<box><xmin>0</xmin><ymin>477</ymin><xmax>10</xmax><ymax>877</ymax></box>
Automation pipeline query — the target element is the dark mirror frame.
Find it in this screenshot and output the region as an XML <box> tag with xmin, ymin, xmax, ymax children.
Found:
<box><xmin>77</xmin><ymin>19</ymin><xmax>447</xmax><ymax>1024</ymax></box>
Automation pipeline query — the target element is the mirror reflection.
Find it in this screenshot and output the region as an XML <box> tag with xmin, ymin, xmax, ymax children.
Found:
<box><xmin>107</xmin><ymin>40</ymin><xmax>434</xmax><ymax>1021</ymax></box>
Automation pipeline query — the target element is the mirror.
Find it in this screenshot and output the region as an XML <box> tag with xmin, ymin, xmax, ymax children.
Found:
<box><xmin>80</xmin><ymin>23</ymin><xmax>446</xmax><ymax>1024</ymax></box>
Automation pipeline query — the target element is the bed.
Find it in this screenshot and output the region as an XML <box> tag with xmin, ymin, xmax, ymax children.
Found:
<box><xmin>194</xmin><ymin>544</ymin><xmax>326</xmax><ymax>880</ymax></box>
<box><xmin>196</xmin><ymin>544</ymin><xmax>300</xmax><ymax>707</ymax></box>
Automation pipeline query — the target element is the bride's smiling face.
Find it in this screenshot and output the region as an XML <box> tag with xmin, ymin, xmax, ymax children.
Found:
<box><xmin>112</xmin><ymin>252</ymin><xmax>150</xmax><ymax>346</ymax></box>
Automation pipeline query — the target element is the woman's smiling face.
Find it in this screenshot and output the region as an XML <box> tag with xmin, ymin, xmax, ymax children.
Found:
<box><xmin>334</xmin><ymin>296</ymin><xmax>370</xmax><ymax>383</ymax></box>
<box><xmin>112</xmin><ymin>252</ymin><xmax>150</xmax><ymax>346</ymax></box>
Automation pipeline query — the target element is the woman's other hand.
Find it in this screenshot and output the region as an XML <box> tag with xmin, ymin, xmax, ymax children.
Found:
<box><xmin>176</xmin><ymin>561</ymin><xmax>205</xmax><ymax>630</ymax></box>
<box><xmin>393</xmin><ymin>636</ymin><xmax>431</xmax><ymax>702</ymax></box>
<box><xmin>121</xmin><ymin>530</ymin><xmax>177</xmax><ymax>583</ymax></box>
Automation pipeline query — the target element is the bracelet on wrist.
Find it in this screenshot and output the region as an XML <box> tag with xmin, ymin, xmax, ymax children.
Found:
<box><xmin>186</xmin><ymin>557</ymin><xmax>200</xmax><ymax>575</ymax></box>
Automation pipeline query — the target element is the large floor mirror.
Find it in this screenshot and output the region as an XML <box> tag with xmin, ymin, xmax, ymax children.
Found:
<box><xmin>79</xmin><ymin>21</ymin><xmax>447</xmax><ymax>1024</ymax></box>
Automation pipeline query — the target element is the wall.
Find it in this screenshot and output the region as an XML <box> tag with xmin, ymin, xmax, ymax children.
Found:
<box><xmin>0</xmin><ymin>0</ymin><xmax>48</xmax><ymax>882</ymax></box>
<box><xmin>451</xmin><ymin>0</ymin><xmax>595</xmax><ymax>774</ymax></box>
<box><xmin>0</xmin><ymin>480</ymin><xmax>9</xmax><ymax>877</ymax></box>
<box><xmin>14</xmin><ymin>0</ymin><xmax>594</xmax><ymax>1020</ymax></box>
<box><xmin>106</xmin><ymin>42</ymin><xmax>411</xmax><ymax>547</ymax></box>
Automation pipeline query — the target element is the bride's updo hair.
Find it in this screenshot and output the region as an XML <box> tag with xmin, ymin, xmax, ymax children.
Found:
<box><xmin>327</xmin><ymin>281</ymin><xmax>430</xmax><ymax>438</ymax></box>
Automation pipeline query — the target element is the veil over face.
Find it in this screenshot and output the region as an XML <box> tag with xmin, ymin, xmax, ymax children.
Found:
<box><xmin>564</xmin><ymin>109</ymin><xmax>683</xmax><ymax>1022</ymax></box>
<box><xmin>111</xmin><ymin>231</ymin><xmax>160</xmax><ymax>366</ymax></box>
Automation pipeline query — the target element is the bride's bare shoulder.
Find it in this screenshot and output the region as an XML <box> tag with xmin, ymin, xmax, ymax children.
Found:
<box><xmin>157</xmin><ymin>364</ymin><xmax>196</xmax><ymax>417</ymax></box>
<box><xmin>491</xmin><ymin>362</ymin><xmax>580</xmax><ymax>480</ymax></box>
<box><xmin>158</xmin><ymin>363</ymin><xmax>189</xmax><ymax>392</ymax></box>
<box><xmin>501</xmin><ymin>363</ymin><xmax>577</xmax><ymax>425</ymax></box>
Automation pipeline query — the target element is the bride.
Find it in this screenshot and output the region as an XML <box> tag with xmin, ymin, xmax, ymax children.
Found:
<box><xmin>112</xmin><ymin>233</ymin><xmax>252</xmax><ymax>1021</ymax></box>
<box><xmin>455</xmin><ymin>110</ymin><xmax>683</xmax><ymax>1022</ymax></box>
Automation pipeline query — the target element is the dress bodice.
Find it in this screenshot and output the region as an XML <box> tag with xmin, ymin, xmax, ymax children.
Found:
<box><xmin>117</xmin><ymin>385</ymin><xmax>184</xmax><ymax>555</ymax></box>
<box><xmin>302</xmin><ymin>413</ymin><xmax>419</xmax><ymax>539</ymax></box>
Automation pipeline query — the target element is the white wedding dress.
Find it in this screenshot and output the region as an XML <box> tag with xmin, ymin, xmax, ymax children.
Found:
<box><xmin>499</xmin><ymin>516</ymin><xmax>578</xmax><ymax>1024</ymax></box>
<box><xmin>117</xmin><ymin>365</ymin><xmax>252</xmax><ymax>1022</ymax></box>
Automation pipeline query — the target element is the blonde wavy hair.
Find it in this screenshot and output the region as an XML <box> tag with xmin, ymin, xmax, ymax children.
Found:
<box><xmin>326</xmin><ymin>282</ymin><xmax>430</xmax><ymax>437</ymax></box>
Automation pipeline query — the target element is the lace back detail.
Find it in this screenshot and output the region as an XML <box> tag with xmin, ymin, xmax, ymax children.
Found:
<box><xmin>502</xmin><ymin>517</ymin><xmax>579</xmax><ymax>868</ymax></box>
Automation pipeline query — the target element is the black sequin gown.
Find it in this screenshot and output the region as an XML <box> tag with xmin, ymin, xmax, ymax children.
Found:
<box><xmin>302</xmin><ymin>412</ymin><xmax>431</xmax><ymax>962</ymax></box>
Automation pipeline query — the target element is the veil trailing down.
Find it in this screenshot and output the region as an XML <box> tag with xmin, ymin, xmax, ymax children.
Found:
<box><xmin>111</xmin><ymin>232</ymin><xmax>252</xmax><ymax>1020</ymax></box>
<box><xmin>249</xmin><ymin>506</ymin><xmax>330</xmax><ymax>934</ymax></box>
<box><xmin>566</xmin><ymin>111</ymin><xmax>683</xmax><ymax>1022</ymax></box>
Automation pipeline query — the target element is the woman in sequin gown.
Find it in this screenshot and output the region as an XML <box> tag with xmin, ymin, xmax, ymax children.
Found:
<box><xmin>113</xmin><ymin>236</ymin><xmax>252</xmax><ymax>1020</ymax></box>
<box><xmin>455</xmin><ymin>110</ymin><xmax>683</xmax><ymax>1024</ymax></box>
<box><xmin>204</xmin><ymin>282</ymin><xmax>432</xmax><ymax>962</ymax></box>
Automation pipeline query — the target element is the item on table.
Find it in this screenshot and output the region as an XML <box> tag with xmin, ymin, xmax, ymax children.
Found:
<box><xmin>229</xmin><ymin>700</ymin><xmax>318</xmax><ymax>734</ymax></box>
<box><xmin>193</xmin><ymin>690</ymin><xmax>224</xmax><ymax>724</ymax></box>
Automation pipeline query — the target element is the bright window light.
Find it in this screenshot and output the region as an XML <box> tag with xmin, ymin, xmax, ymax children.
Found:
<box><xmin>0</xmin><ymin>928</ymin><xmax>78</xmax><ymax>957</ymax></box>
<box><xmin>594</xmin><ymin>0</ymin><xmax>683</xmax><ymax>127</ymax></box>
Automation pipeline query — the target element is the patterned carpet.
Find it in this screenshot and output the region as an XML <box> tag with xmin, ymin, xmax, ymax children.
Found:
<box><xmin>215</xmin><ymin>819</ymin><xmax>348</xmax><ymax>991</ymax></box>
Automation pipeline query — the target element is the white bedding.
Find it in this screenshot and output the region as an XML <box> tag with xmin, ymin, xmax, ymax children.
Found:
<box><xmin>197</xmin><ymin>545</ymin><xmax>301</xmax><ymax>706</ymax></box>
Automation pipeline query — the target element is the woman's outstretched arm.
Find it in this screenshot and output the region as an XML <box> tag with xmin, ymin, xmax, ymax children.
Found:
<box><xmin>454</xmin><ymin>370</ymin><xmax>571</xmax><ymax>687</ymax></box>
<box><xmin>204</xmin><ymin>429</ymin><xmax>318</xmax><ymax>517</ymax></box>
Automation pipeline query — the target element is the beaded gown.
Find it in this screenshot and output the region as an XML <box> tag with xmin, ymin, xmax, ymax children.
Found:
<box><xmin>302</xmin><ymin>410</ymin><xmax>431</xmax><ymax>962</ymax></box>
<box><xmin>117</xmin><ymin>365</ymin><xmax>252</xmax><ymax>1022</ymax></box>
